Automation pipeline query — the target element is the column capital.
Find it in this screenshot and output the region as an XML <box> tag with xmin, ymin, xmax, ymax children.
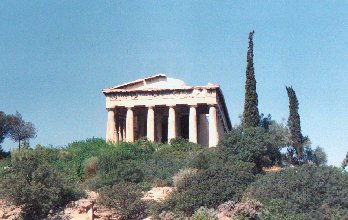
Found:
<box><xmin>125</xmin><ymin>106</ymin><xmax>134</xmax><ymax>110</ymax></box>
<box><xmin>146</xmin><ymin>105</ymin><xmax>155</xmax><ymax>109</ymax></box>
<box><xmin>208</xmin><ymin>104</ymin><xmax>218</xmax><ymax>107</ymax></box>
<box><xmin>106</xmin><ymin>107</ymin><xmax>115</xmax><ymax>112</ymax></box>
<box><xmin>167</xmin><ymin>104</ymin><xmax>176</xmax><ymax>108</ymax></box>
<box><xmin>189</xmin><ymin>104</ymin><xmax>198</xmax><ymax>108</ymax></box>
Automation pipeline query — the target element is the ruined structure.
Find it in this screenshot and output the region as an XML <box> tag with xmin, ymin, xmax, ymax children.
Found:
<box><xmin>102</xmin><ymin>74</ymin><xmax>231</xmax><ymax>147</ymax></box>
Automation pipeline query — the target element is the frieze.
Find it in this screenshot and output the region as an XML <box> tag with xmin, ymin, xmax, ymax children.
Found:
<box><xmin>108</xmin><ymin>89</ymin><xmax>216</xmax><ymax>101</ymax></box>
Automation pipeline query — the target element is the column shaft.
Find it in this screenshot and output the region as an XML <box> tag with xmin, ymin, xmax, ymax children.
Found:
<box><xmin>106</xmin><ymin>108</ymin><xmax>118</xmax><ymax>143</ymax></box>
<box><xmin>122</xmin><ymin>120</ymin><xmax>126</xmax><ymax>140</ymax></box>
<box><xmin>189</xmin><ymin>105</ymin><xmax>198</xmax><ymax>143</ymax></box>
<box><xmin>118</xmin><ymin>119</ymin><xmax>123</xmax><ymax>141</ymax></box>
<box><xmin>147</xmin><ymin>107</ymin><xmax>155</xmax><ymax>141</ymax></box>
<box><xmin>126</xmin><ymin>107</ymin><xmax>134</xmax><ymax>142</ymax></box>
<box><xmin>156</xmin><ymin>115</ymin><xmax>162</xmax><ymax>142</ymax></box>
<box><xmin>209</xmin><ymin>105</ymin><xmax>219</xmax><ymax>147</ymax></box>
<box><xmin>168</xmin><ymin>106</ymin><xmax>176</xmax><ymax>142</ymax></box>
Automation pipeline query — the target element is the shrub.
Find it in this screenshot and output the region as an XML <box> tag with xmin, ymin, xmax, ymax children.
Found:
<box><xmin>172</xmin><ymin>168</ymin><xmax>198</xmax><ymax>188</ymax></box>
<box><xmin>98</xmin><ymin>181</ymin><xmax>147</xmax><ymax>220</ymax></box>
<box><xmin>217</xmin><ymin>200</ymin><xmax>262</xmax><ymax>220</ymax></box>
<box><xmin>141</xmin><ymin>145</ymin><xmax>190</xmax><ymax>186</ymax></box>
<box><xmin>0</xmin><ymin>157</ymin><xmax>81</xmax><ymax>219</ymax></box>
<box><xmin>218</xmin><ymin>127</ymin><xmax>281</xmax><ymax>170</ymax></box>
<box><xmin>0</xmin><ymin>146</ymin><xmax>9</xmax><ymax>159</ymax></box>
<box><xmin>84</xmin><ymin>156</ymin><xmax>99</xmax><ymax>178</ymax></box>
<box><xmin>217</xmin><ymin>200</ymin><xmax>236</xmax><ymax>218</ymax></box>
<box><xmin>245</xmin><ymin>164</ymin><xmax>348</xmax><ymax>219</ymax></box>
<box><xmin>169</xmin><ymin>137</ymin><xmax>201</xmax><ymax>152</ymax></box>
<box><xmin>0</xmin><ymin>156</ymin><xmax>11</xmax><ymax>177</ymax></box>
<box><xmin>155</xmin><ymin>160</ymin><xmax>256</xmax><ymax>216</ymax></box>
<box><xmin>188</xmin><ymin>148</ymin><xmax>218</xmax><ymax>170</ymax></box>
<box><xmin>158</xmin><ymin>211</ymin><xmax>177</xmax><ymax>220</ymax></box>
<box><xmin>191</xmin><ymin>207</ymin><xmax>218</xmax><ymax>220</ymax></box>
<box><xmin>66</xmin><ymin>138</ymin><xmax>117</xmax><ymax>180</ymax></box>
<box><xmin>87</xmin><ymin>159</ymin><xmax>144</xmax><ymax>190</ymax></box>
<box><xmin>232</xmin><ymin>199</ymin><xmax>262</xmax><ymax>220</ymax></box>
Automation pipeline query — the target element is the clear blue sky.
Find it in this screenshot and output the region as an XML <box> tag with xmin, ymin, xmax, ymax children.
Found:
<box><xmin>1</xmin><ymin>1</ymin><xmax>347</xmax><ymax>166</ymax></box>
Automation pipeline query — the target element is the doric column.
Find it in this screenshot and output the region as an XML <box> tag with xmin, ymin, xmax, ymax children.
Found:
<box><xmin>209</xmin><ymin>105</ymin><xmax>219</xmax><ymax>147</ymax></box>
<box><xmin>156</xmin><ymin>115</ymin><xmax>162</xmax><ymax>142</ymax></box>
<box><xmin>118</xmin><ymin>119</ymin><xmax>123</xmax><ymax>141</ymax></box>
<box><xmin>147</xmin><ymin>106</ymin><xmax>155</xmax><ymax>141</ymax></box>
<box><xmin>189</xmin><ymin>105</ymin><xmax>198</xmax><ymax>143</ymax></box>
<box><xmin>106</xmin><ymin>108</ymin><xmax>118</xmax><ymax>143</ymax></box>
<box><xmin>122</xmin><ymin>120</ymin><xmax>126</xmax><ymax>140</ymax></box>
<box><xmin>168</xmin><ymin>105</ymin><xmax>176</xmax><ymax>142</ymax></box>
<box><xmin>126</xmin><ymin>107</ymin><xmax>134</xmax><ymax>142</ymax></box>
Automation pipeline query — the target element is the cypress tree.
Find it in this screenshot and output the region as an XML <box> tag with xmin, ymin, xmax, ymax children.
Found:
<box><xmin>342</xmin><ymin>152</ymin><xmax>348</xmax><ymax>169</ymax></box>
<box><xmin>286</xmin><ymin>86</ymin><xmax>303</xmax><ymax>159</ymax></box>
<box><xmin>243</xmin><ymin>30</ymin><xmax>259</xmax><ymax>128</ymax></box>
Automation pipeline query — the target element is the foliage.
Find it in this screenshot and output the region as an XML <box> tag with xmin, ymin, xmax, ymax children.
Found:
<box><xmin>7</xmin><ymin>111</ymin><xmax>37</xmax><ymax>151</ymax></box>
<box><xmin>218</xmin><ymin>127</ymin><xmax>281</xmax><ymax>170</ymax></box>
<box><xmin>191</xmin><ymin>207</ymin><xmax>218</xmax><ymax>220</ymax></box>
<box><xmin>245</xmin><ymin>164</ymin><xmax>348</xmax><ymax>219</ymax></box>
<box><xmin>217</xmin><ymin>199</ymin><xmax>262</xmax><ymax>220</ymax></box>
<box><xmin>0</xmin><ymin>156</ymin><xmax>11</xmax><ymax>177</ymax></box>
<box><xmin>286</xmin><ymin>86</ymin><xmax>303</xmax><ymax>161</ymax></box>
<box><xmin>243</xmin><ymin>30</ymin><xmax>259</xmax><ymax>128</ymax></box>
<box><xmin>84</xmin><ymin>156</ymin><xmax>99</xmax><ymax>179</ymax></box>
<box><xmin>65</xmin><ymin>138</ymin><xmax>117</xmax><ymax>181</ymax></box>
<box><xmin>310</xmin><ymin>146</ymin><xmax>328</xmax><ymax>166</ymax></box>
<box><xmin>342</xmin><ymin>152</ymin><xmax>348</xmax><ymax>170</ymax></box>
<box><xmin>98</xmin><ymin>181</ymin><xmax>147</xmax><ymax>220</ymax></box>
<box><xmin>0</xmin><ymin>153</ymin><xmax>82</xmax><ymax>219</ymax></box>
<box><xmin>86</xmin><ymin>138</ymin><xmax>200</xmax><ymax>189</ymax></box>
<box><xmin>172</xmin><ymin>168</ymin><xmax>198</xmax><ymax>188</ymax></box>
<box><xmin>259</xmin><ymin>113</ymin><xmax>272</xmax><ymax>131</ymax></box>
<box><xmin>0</xmin><ymin>146</ymin><xmax>10</xmax><ymax>159</ymax></box>
<box><xmin>0</xmin><ymin>111</ymin><xmax>11</xmax><ymax>146</ymax></box>
<box><xmin>138</xmin><ymin>138</ymin><xmax>200</xmax><ymax>186</ymax></box>
<box><xmin>158</xmin><ymin>211</ymin><xmax>177</xmax><ymax>220</ymax></box>
<box><xmin>154</xmin><ymin>160</ymin><xmax>256</xmax><ymax>216</ymax></box>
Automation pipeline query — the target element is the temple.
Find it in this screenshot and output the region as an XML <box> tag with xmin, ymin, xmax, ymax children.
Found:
<box><xmin>102</xmin><ymin>74</ymin><xmax>231</xmax><ymax>147</ymax></box>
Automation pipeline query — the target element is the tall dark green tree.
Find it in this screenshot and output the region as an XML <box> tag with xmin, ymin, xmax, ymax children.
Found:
<box><xmin>243</xmin><ymin>31</ymin><xmax>259</xmax><ymax>128</ymax></box>
<box><xmin>342</xmin><ymin>152</ymin><xmax>348</xmax><ymax>169</ymax></box>
<box><xmin>286</xmin><ymin>86</ymin><xmax>303</xmax><ymax>160</ymax></box>
<box><xmin>0</xmin><ymin>111</ymin><xmax>10</xmax><ymax>145</ymax></box>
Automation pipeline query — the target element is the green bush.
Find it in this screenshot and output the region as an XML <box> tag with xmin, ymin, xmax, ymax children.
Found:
<box><xmin>98</xmin><ymin>181</ymin><xmax>147</xmax><ymax>220</ymax></box>
<box><xmin>155</xmin><ymin>160</ymin><xmax>256</xmax><ymax>216</ymax></box>
<box><xmin>84</xmin><ymin>156</ymin><xmax>99</xmax><ymax>179</ymax></box>
<box><xmin>218</xmin><ymin>127</ymin><xmax>281</xmax><ymax>170</ymax></box>
<box><xmin>191</xmin><ymin>207</ymin><xmax>218</xmax><ymax>220</ymax></box>
<box><xmin>87</xmin><ymin>159</ymin><xmax>144</xmax><ymax>190</ymax></box>
<box><xmin>245</xmin><ymin>164</ymin><xmax>348</xmax><ymax>219</ymax></box>
<box><xmin>0</xmin><ymin>155</ymin><xmax>82</xmax><ymax>219</ymax></box>
<box><xmin>141</xmin><ymin>147</ymin><xmax>189</xmax><ymax>186</ymax></box>
<box><xmin>169</xmin><ymin>137</ymin><xmax>202</xmax><ymax>152</ymax></box>
<box><xmin>0</xmin><ymin>146</ymin><xmax>9</xmax><ymax>159</ymax></box>
<box><xmin>0</xmin><ymin>156</ymin><xmax>11</xmax><ymax>177</ymax></box>
<box><xmin>65</xmin><ymin>138</ymin><xmax>116</xmax><ymax>180</ymax></box>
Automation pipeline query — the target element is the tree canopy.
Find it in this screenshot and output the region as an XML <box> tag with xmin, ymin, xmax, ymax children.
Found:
<box><xmin>6</xmin><ymin>111</ymin><xmax>37</xmax><ymax>151</ymax></box>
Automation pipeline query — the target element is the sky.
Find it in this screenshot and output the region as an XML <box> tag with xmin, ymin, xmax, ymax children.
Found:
<box><xmin>0</xmin><ymin>1</ymin><xmax>347</xmax><ymax>166</ymax></box>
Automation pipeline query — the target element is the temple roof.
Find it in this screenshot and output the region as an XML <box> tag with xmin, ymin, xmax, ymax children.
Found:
<box><xmin>102</xmin><ymin>74</ymin><xmax>219</xmax><ymax>93</ymax></box>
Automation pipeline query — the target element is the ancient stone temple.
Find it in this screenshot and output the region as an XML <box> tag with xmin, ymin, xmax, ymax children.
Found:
<box><xmin>102</xmin><ymin>74</ymin><xmax>231</xmax><ymax>147</ymax></box>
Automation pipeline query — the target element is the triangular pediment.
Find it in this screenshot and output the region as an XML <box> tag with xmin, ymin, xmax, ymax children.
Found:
<box><xmin>105</xmin><ymin>74</ymin><xmax>188</xmax><ymax>91</ymax></box>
